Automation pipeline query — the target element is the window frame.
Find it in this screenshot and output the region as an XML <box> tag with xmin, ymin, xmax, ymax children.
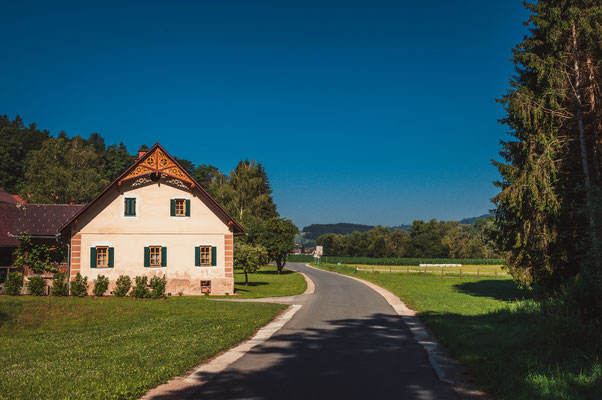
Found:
<box><xmin>124</xmin><ymin>197</ymin><xmax>136</xmax><ymax>216</ymax></box>
<box><xmin>199</xmin><ymin>246</ymin><xmax>211</xmax><ymax>266</ymax></box>
<box><xmin>149</xmin><ymin>246</ymin><xmax>162</xmax><ymax>267</ymax></box>
<box><xmin>174</xmin><ymin>198</ymin><xmax>185</xmax><ymax>217</ymax></box>
<box><xmin>96</xmin><ymin>246</ymin><xmax>109</xmax><ymax>268</ymax></box>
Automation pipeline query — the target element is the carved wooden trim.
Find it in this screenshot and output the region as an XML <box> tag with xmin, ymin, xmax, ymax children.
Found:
<box><xmin>119</xmin><ymin>148</ymin><xmax>194</xmax><ymax>185</ymax></box>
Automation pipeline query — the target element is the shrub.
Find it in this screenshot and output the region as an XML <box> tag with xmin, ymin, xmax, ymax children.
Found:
<box><xmin>114</xmin><ymin>275</ymin><xmax>131</xmax><ymax>297</ymax></box>
<box><xmin>27</xmin><ymin>276</ymin><xmax>46</xmax><ymax>296</ymax></box>
<box><xmin>131</xmin><ymin>275</ymin><xmax>150</xmax><ymax>298</ymax></box>
<box><xmin>70</xmin><ymin>273</ymin><xmax>88</xmax><ymax>297</ymax></box>
<box><xmin>93</xmin><ymin>275</ymin><xmax>110</xmax><ymax>297</ymax></box>
<box><xmin>4</xmin><ymin>272</ymin><xmax>24</xmax><ymax>295</ymax></box>
<box><xmin>149</xmin><ymin>275</ymin><xmax>167</xmax><ymax>298</ymax></box>
<box><xmin>51</xmin><ymin>272</ymin><xmax>69</xmax><ymax>296</ymax></box>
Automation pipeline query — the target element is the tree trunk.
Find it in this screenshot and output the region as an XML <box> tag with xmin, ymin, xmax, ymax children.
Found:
<box><xmin>244</xmin><ymin>270</ymin><xmax>248</xmax><ymax>285</ymax></box>
<box><xmin>571</xmin><ymin>23</ymin><xmax>597</xmax><ymax>240</ymax></box>
<box><xmin>586</xmin><ymin>54</ymin><xmax>601</xmax><ymax>183</ymax></box>
<box><xmin>276</xmin><ymin>259</ymin><xmax>284</xmax><ymax>274</ymax></box>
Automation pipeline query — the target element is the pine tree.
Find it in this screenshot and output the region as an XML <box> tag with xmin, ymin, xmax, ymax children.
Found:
<box><xmin>493</xmin><ymin>0</ymin><xmax>601</xmax><ymax>290</ymax></box>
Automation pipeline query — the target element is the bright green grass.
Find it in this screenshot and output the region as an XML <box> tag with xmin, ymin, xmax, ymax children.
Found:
<box><xmin>230</xmin><ymin>265</ymin><xmax>307</xmax><ymax>299</ymax></box>
<box><xmin>0</xmin><ymin>296</ymin><xmax>285</xmax><ymax>400</ymax></box>
<box><xmin>313</xmin><ymin>263</ymin><xmax>601</xmax><ymax>400</ymax></box>
<box><xmin>351</xmin><ymin>264</ymin><xmax>506</xmax><ymax>276</ymax></box>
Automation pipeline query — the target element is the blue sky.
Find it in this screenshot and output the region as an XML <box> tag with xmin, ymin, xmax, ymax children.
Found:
<box><xmin>1</xmin><ymin>1</ymin><xmax>529</xmax><ymax>228</ymax></box>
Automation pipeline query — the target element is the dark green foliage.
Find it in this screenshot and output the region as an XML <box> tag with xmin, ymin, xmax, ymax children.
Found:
<box><xmin>131</xmin><ymin>276</ymin><xmax>150</xmax><ymax>298</ymax></box>
<box><xmin>304</xmin><ymin>256</ymin><xmax>504</xmax><ymax>266</ymax></box>
<box><xmin>26</xmin><ymin>276</ymin><xmax>46</xmax><ymax>296</ymax></box>
<box><xmin>114</xmin><ymin>275</ymin><xmax>131</xmax><ymax>297</ymax></box>
<box><xmin>12</xmin><ymin>234</ymin><xmax>64</xmax><ymax>273</ymax></box>
<box><xmin>302</xmin><ymin>223</ymin><xmax>375</xmax><ymax>240</ymax></box>
<box><xmin>101</xmin><ymin>143</ymin><xmax>135</xmax><ymax>182</ymax></box>
<box><xmin>493</xmin><ymin>0</ymin><xmax>602</xmax><ymax>291</ymax></box>
<box><xmin>3</xmin><ymin>273</ymin><xmax>24</xmax><ymax>296</ymax></box>
<box><xmin>149</xmin><ymin>275</ymin><xmax>167</xmax><ymax>298</ymax></box>
<box><xmin>0</xmin><ymin>115</ymin><xmax>50</xmax><ymax>193</ymax></box>
<box><xmin>316</xmin><ymin>219</ymin><xmax>500</xmax><ymax>259</ymax></box>
<box><xmin>93</xmin><ymin>275</ymin><xmax>110</xmax><ymax>297</ymax></box>
<box><xmin>253</xmin><ymin>218</ymin><xmax>298</xmax><ymax>273</ymax></box>
<box><xmin>51</xmin><ymin>272</ymin><xmax>69</xmax><ymax>296</ymax></box>
<box><xmin>69</xmin><ymin>273</ymin><xmax>88</xmax><ymax>297</ymax></box>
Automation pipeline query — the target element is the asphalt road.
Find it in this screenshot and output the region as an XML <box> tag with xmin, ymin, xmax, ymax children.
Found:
<box><xmin>163</xmin><ymin>262</ymin><xmax>458</xmax><ymax>400</ymax></box>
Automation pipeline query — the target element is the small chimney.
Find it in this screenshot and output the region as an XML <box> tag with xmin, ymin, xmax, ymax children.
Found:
<box><xmin>138</xmin><ymin>145</ymin><xmax>149</xmax><ymax>160</ymax></box>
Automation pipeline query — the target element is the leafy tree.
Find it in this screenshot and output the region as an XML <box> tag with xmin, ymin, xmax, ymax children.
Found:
<box><xmin>101</xmin><ymin>143</ymin><xmax>135</xmax><ymax>182</ymax></box>
<box><xmin>174</xmin><ymin>157</ymin><xmax>195</xmax><ymax>174</ymax></box>
<box><xmin>0</xmin><ymin>115</ymin><xmax>50</xmax><ymax>193</ymax></box>
<box><xmin>193</xmin><ymin>164</ymin><xmax>221</xmax><ymax>188</ymax></box>
<box><xmin>21</xmin><ymin>137</ymin><xmax>109</xmax><ymax>203</ymax></box>
<box><xmin>256</xmin><ymin>218</ymin><xmax>298</xmax><ymax>274</ymax></box>
<box><xmin>12</xmin><ymin>234</ymin><xmax>62</xmax><ymax>273</ymax></box>
<box><xmin>493</xmin><ymin>0</ymin><xmax>602</xmax><ymax>290</ymax></box>
<box><xmin>234</xmin><ymin>242</ymin><xmax>268</xmax><ymax>285</ymax></box>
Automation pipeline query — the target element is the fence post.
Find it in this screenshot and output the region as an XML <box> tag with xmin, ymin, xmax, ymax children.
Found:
<box><xmin>424</xmin><ymin>267</ymin><xmax>427</xmax><ymax>276</ymax></box>
<box><xmin>407</xmin><ymin>266</ymin><xmax>409</xmax><ymax>274</ymax></box>
<box><xmin>495</xmin><ymin>269</ymin><xmax>497</xmax><ymax>278</ymax></box>
<box><xmin>441</xmin><ymin>267</ymin><xmax>444</xmax><ymax>277</ymax></box>
<box><xmin>389</xmin><ymin>265</ymin><xmax>391</xmax><ymax>274</ymax></box>
<box><xmin>372</xmin><ymin>266</ymin><xmax>374</xmax><ymax>275</ymax></box>
<box><xmin>459</xmin><ymin>268</ymin><xmax>462</xmax><ymax>278</ymax></box>
<box><xmin>477</xmin><ymin>268</ymin><xmax>480</xmax><ymax>278</ymax></box>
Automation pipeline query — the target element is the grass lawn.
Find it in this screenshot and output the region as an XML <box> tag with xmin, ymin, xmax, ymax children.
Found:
<box><xmin>313</xmin><ymin>263</ymin><xmax>601</xmax><ymax>400</ymax></box>
<box><xmin>0</xmin><ymin>296</ymin><xmax>286</xmax><ymax>400</ymax></box>
<box><xmin>230</xmin><ymin>265</ymin><xmax>307</xmax><ymax>299</ymax></box>
<box><xmin>350</xmin><ymin>264</ymin><xmax>506</xmax><ymax>276</ymax></box>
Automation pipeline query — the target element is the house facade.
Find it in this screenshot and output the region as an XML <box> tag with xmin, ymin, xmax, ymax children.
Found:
<box><xmin>60</xmin><ymin>144</ymin><xmax>244</xmax><ymax>296</ymax></box>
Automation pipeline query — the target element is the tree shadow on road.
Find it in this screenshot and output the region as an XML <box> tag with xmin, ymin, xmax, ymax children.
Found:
<box><xmin>146</xmin><ymin>313</ymin><xmax>459</xmax><ymax>400</ymax></box>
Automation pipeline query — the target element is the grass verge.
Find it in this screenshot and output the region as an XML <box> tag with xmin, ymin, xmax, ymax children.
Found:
<box><xmin>0</xmin><ymin>296</ymin><xmax>286</xmax><ymax>400</ymax></box>
<box><xmin>230</xmin><ymin>265</ymin><xmax>307</xmax><ymax>299</ymax></box>
<box><xmin>312</xmin><ymin>263</ymin><xmax>601</xmax><ymax>400</ymax></box>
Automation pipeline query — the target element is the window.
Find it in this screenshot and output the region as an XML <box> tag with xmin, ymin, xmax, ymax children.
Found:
<box><xmin>150</xmin><ymin>246</ymin><xmax>162</xmax><ymax>267</ymax></box>
<box><xmin>199</xmin><ymin>246</ymin><xmax>211</xmax><ymax>266</ymax></box>
<box><xmin>124</xmin><ymin>198</ymin><xmax>136</xmax><ymax>216</ymax></box>
<box><xmin>90</xmin><ymin>246</ymin><xmax>114</xmax><ymax>268</ymax></box>
<box><xmin>195</xmin><ymin>246</ymin><xmax>216</xmax><ymax>266</ymax></box>
<box><xmin>201</xmin><ymin>280</ymin><xmax>211</xmax><ymax>294</ymax></box>
<box><xmin>170</xmin><ymin>198</ymin><xmax>190</xmax><ymax>217</ymax></box>
<box><xmin>175</xmin><ymin>199</ymin><xmax>185</xmax><ymax>216</ymax></box>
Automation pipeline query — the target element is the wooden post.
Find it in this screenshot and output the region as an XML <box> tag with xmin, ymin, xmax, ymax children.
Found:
<box><xmin>459</xmin><ymin>268</ymin><xmax>462</xmax><ymax>278</ymax></box>
<box><xmin>407</xmin><ymin>266</ymin><xmax>409</xmax><ymax>274</ymax></box>
<box><xmin>441</xmin><ymin>267</ymin><xmax>444</xmax><ymax>277</ymax></box>
<box><xmin>477</xmin><ymin>268</ymin><xmax>480</xmax><ymax>278</ymax></box>
<box><xmin>389</xmin><ymin>265</ymin><xmax>391</xmax><ymax>274</ymax></box>
<box><xmin>495</xmin><ymin>269</ymin><xmax>497</xmax><ymax>278</ymax></box>
<box><xmin>424</xmin><ymin>267</ymin><xmax>427</xmax><ymax>276</ymax></box>
<box><xmin>372</xmin><ymin>266</ymin><xmax>374</xmax><ymax>275</ymax></box>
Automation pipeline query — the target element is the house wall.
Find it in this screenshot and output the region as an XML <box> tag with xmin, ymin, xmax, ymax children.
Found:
<box><xmin>69</xmin><ymin>180</ymin><xmax>234</xmax><ymax>295</ymax></box>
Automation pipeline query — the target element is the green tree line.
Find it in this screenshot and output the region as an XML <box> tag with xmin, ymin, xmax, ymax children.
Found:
<box><xmin>316</xmin><ymin>218</ymin><xmax>499</xmax><ymax>259</ymax></box>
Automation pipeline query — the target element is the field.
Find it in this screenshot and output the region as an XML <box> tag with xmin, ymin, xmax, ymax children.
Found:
<box><xmin>229</xmin><ymin>265</ymin><xmax>307</xmax><ymax>298</ymax></box>
<box><xmin>312</xmin><ymin>263</ymin><xmax>601</xmax><ymax>400</ymax></box>
<box><xmin>0</xmin><ymin>266</ymin><xmax>307</xmax><ymax>400</ymax></box>
<box><xmin>350</xmin><ymin>264</ymin><xmax>506</xmax><ymax>276</ymax></box>
<box><xmin>287</xmin><ymin>254</ymin><xmax>504</xmax><ymax>265</ymax></box>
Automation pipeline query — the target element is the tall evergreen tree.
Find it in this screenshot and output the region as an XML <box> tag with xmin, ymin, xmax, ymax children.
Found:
<box><xmin>493</xmin><ymin>0</ymin><xmax>601</xmax><ymax>289</ymax></box>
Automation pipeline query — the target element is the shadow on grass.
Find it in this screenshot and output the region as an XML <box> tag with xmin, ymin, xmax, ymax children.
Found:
<box><xmin>453</xmin><ymin>279</ymin><xmax>532</xmax><ymax>302</ymax></box>
<box><xmin>418</xmin><ymin>308</ymin><xmax>601</xmax><ymax>400</ymax></box>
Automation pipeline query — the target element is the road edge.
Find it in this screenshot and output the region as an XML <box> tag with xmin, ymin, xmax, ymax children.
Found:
<box><xmin>140</xmin><ymin>304</ymin><xmax>302</xmax><ymax>399</ymax></box>
<box><xmin>305</xmin><ymin>263</ymin><xmax>489</xmax><ymax>400</ymax></box>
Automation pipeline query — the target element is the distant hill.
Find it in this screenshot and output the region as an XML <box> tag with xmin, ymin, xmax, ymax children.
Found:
<box><xmin>302</xmin><ymin>223</ymin><xmax>375</xmax><ymax>240</ymax></box>
<box><xmin>458</xmin><ymin>213</ymin><xmax>494</xmax><ymax>225</ymax></box>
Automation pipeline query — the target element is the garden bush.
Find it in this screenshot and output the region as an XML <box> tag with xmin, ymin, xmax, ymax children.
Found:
<box><xmin>4</xmin><ymin>273</ymin><xmax>24</xmax><ymax>296</ymax></box>
<box><xmin>114</xmin><ymin>275</ymin><xmax>131</xmax><ymax>297</ymax></box>
<box><xmin>93</xmin><ymin>275</ymin><xmax>109</xmax><ymax>297</ymax></box>
<box><xmin>131</xmin><ymin>275</ymin><xmax>150</xmax><ymax>298</ymax></box>
<box><xmin>51</xmin><ymin>272</ymin><xmax>69</xmax><ymax>296</ymax></box>
<box><xmin>149</xmin><ymin>275</ymin><xmax>167</xmax><ymax>298</ymax></box>
<box><xmin>70</xmin><ymin>273</ymin><xmax>88</xmax><ymax>297</ymax></box>
<box><xmin>27</xmin><ymin>276</ymin><xmax>46</xmax><ymax>296</ymax></box>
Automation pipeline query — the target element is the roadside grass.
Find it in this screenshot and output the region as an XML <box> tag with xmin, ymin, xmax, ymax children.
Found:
<box><xmin>312</xmin><ymin>263</ymin><xmax>601</xmax><ymax>400</ymax></box>
<box><xmin>350</xmin><ymin>264</ymin><xmax>505</xmax><ymax>276</ymax></box>
<box><xmin>0</xmin><ymin>296</ymin><xmax>286</xmax><ymax>400</ymax></box>
<box><xmin>230</xmin><ymin>265</ymin><xmax>307</xmax><ymax>299</ymax></box>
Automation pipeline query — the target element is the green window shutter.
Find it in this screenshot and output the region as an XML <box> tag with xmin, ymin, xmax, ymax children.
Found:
<box><xmin>195</xmin><ymin>246</ymin><xmax>200</xmax><ymax>266</ymax></box>
<box><xmin>170</xmin><ymin>199</ymin><xmax>175</xmax><ymax>216</ymax></box>
<box><xmin>211</xmin><ymin>246</ymin><xmax>217</xmax><ymax>266</ymax></box>
<box><xmin>185</xmin><ymin>199</ymin><xmax>191</xmax><ymax>216</ymax></box>
<box><xmin>108</xmin><ymin>247</ymin><xmax>114</xmax><ymax>268</ymax></box>
<box><xmin>161</xmin><ymin>247</ymin><xmax>167</xmax><ymax>267</ymax></box>
<box><xmin>125</xmin><ymin>198</ymin><xmax>136</xmax><ymax>216</ymax></box>
<box><xmin>144</xmin><ymin>247</ymin><xmax>150</xmax><ymax>267</ymax></box>
<box><xmin>90</xmin><ymin>247</ymin><xmax>97</xmax><ymax>268</ymax></box>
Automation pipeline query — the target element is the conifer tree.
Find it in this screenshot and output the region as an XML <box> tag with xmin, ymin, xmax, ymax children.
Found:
<box><xmin>493</xmin><ymin>0</ymin><xmax>601</xmax><ymax>289</ymax></box>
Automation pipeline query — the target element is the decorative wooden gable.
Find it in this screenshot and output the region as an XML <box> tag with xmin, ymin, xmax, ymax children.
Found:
<box><xmin>118</xmin><ymin>147</ymin><xmax>194</xmax><ymax>187</ymax></box>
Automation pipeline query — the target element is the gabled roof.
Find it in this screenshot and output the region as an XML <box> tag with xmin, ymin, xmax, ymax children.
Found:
<box><xmin>0</xmin><ymin>188</ymin><xmax>21</xmax><ymax>204</ymax></box>
<box><xmin>59</xmin><ymin>143</ymin><xmax>245</xmax><ymax>235</ymax></box>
